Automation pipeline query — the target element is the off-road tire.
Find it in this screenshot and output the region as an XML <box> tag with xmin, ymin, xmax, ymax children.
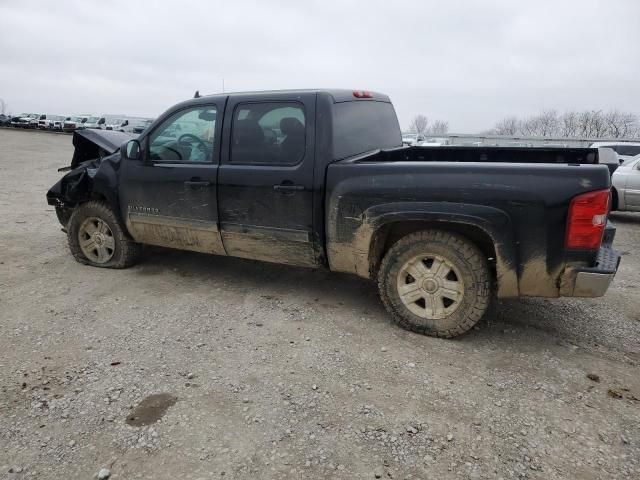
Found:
<box><xmin>378</xmin><ymin>230</ymin><xmax>491</xmax><ymax>338</ymax></box>
<box><xmin>67</xmin><ymin>201</ymin><xmax>141</xmax><ymax>268</ymax></box>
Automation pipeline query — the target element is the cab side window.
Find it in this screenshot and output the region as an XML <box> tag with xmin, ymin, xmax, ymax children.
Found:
<box><xmin>149</xmin><ymin>106</ymin><xmax>217</xmax><ymax>163</ymax></box>
<box><xmin>231</xmin><ymin>102</ymin><xmax>305</xmax><ymax>165</ymax></box>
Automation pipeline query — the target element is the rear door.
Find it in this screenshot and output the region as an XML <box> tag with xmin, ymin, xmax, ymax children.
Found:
<box><xmin>119</xmin><ymin>102</ymin><xmax>226</xmax><ymax>254</ymax></box>
<box><xmin>217</xmin><ymin>93</ymin><xmax>318</xmax><ymax>266</ymax></box>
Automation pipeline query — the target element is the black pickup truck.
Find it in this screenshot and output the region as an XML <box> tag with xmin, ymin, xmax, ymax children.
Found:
<box><xmin>47</xmin><ymin>89</ymin><xmax>620</xmax><ymax>338</ymax></box>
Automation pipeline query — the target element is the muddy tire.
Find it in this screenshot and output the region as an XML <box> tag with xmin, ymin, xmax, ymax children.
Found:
<box><xmin>67</xmin><ymin>201</ymin><xmax>141</xmax><ymax>269</ymax></box>
<box><xmin>378</xmin><ymin>230</ymin><xmax>490</xmax><ymax>338</ymax></box>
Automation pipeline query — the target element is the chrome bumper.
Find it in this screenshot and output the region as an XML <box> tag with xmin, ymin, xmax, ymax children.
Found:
<box><xmin>560</xmin><ymin>247</ymin><xmax>621</xmax><ymax>298</ymax></box>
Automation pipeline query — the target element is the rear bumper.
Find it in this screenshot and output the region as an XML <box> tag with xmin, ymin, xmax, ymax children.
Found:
<box><xmin>569</xmin><ymin>247</ymin><xmax>620</xmax><ymax>297</ymax></box>
<box><xmin>559</xmin><ymin>221</ymin><xmax>621</xmax><ymax>298</ymax></box>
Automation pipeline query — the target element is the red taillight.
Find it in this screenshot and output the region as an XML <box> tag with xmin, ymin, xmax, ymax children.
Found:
<box><xmin>353</xmin><ymin>90</ymin><xmax>373</xmax><ymax>99</ymax></box>
<box><xmin>565</xmin><ymin>189</ymin><xmax>610</xmax><ymax>250</ymax></box>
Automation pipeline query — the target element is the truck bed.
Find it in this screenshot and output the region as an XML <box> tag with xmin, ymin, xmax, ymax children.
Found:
<box><xmin>325</xmin><ymin>155</ymin><xmax>611</xmax><ymax>299</ymax></box>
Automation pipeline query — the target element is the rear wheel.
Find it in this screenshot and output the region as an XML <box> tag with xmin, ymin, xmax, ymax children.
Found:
<box><xmin>67</xmin><ymin>201</ymin><xmax>141</xmax><ymax>268</ymax></box>
<box><xmin>378</xmin><ymin>230</ymin><xmax>490</xmax><ymax>338</ymax></box>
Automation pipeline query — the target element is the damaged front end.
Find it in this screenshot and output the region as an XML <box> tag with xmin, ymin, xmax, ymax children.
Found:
<box><xmin>46</xmin><ymin>129</ymin><xmax>135</xmax><ymax>226</ymax></box>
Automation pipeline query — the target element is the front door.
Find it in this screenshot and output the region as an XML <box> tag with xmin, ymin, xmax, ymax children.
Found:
<box><xmin>218</xmin><ymin>94</ymin><xmax>318</xmax><ymax>266</ymax></box>
<box><xmin>119</xmin><ymin>103</ymin><xmax>226</xmax><ymax>254</ymax></box>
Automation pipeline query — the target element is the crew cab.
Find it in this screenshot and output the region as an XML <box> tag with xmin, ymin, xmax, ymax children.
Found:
<box><xmin>47</xmin><ymin>89</ymin><xmax>620</xmax><ymax>338</ymax></box>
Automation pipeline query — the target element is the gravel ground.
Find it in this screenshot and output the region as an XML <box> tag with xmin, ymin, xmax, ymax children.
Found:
<box><xmin>1</xmin><ymin>128</ymin><xmax>639</xmax><ymax>479</ymax></box>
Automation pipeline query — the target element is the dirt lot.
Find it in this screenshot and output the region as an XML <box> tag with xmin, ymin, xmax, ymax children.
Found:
<box><xmin>1</xmin><ymin>128</ymin><xmax>639</xmax><ymax>479</ymax></box>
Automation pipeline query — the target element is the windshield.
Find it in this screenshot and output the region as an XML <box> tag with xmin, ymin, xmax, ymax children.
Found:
<box><xmin>86</xmin><ymin>116</ymin><xmax>99</xmax><ymax>123</ymax></box>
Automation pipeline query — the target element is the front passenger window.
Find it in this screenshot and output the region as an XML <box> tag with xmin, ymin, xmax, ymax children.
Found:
<box><xmin>149</xmin><ymin>106</ymin><xmax>217</xmax><ymax>163</ymax></box>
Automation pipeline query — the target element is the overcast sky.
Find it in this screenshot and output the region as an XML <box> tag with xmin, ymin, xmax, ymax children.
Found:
<box><xmin>1</xmin><ymin>0</ymin><xmax>638</xmax><ymax>132</ymax></box>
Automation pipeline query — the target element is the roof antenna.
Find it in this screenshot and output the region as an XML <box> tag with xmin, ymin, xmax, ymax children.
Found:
<box><xmin>194</xmin><ymin>90</ymin><xmax>200</xmax><ymax>98</ymax></box>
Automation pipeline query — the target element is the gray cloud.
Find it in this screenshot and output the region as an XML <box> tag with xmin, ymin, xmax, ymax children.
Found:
<box><xmin>1</xmin><ymin>0</ymin><xmax>638</xmax><ymax>132</ymax></box>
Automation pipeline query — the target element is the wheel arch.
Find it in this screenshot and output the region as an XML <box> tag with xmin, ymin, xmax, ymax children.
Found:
<box><xmin>362</xmin><ymin>203</ymin><xmax>519</xmax><ymax>298</ymax></box>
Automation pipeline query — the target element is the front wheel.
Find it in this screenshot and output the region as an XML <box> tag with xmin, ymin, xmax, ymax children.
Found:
<box><xmin>378</xmin><ymin>230</ymin><xmax>491</xmax><ymax>338</ymax></box>
<box><xmin>67</xmin><ymin>201</ymin><xmax>141</xmax><ymax>268</ymax></box>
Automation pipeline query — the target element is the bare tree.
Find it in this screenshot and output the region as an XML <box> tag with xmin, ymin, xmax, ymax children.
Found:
<box><xmin>519</xmin><ymin>116</ymin><xmax>540</xmax><ymax>136</ymax></box>
<box><xmin>617</xmin><ymin>112</ymin><xmax>639</xmax><ymax>138</ymax></box>
<box><xmin>408</xmin><ymin>115</ymin><xmax>429</xmax><ymax>135</ymax></box>
<box><xmin>577</xmin><ymin>110</ymin><xmax>606</xmax><ymax>138</ymax></box>
<box><xmin>559</xmin><ymin>111</ymin><xmax>579</xmax><ymax>137</ymax></box>
<box><xmin>427</xmin><ymin>120</ymin><xmax>449</xmax><ymax>135</ymax></box>
<box><xmin>537</xmin><ymin>110</ymin><xmax>559</xmax><ymax>136</ymax></box>
<box><xmin>0</xmin><ymin>98</ymin><xmax>7</xmax><ymax>115</ymax></box>
<box><xmin>604</xmin><ymin>110</ymin><xmax>638</xmax><ymax>138</ymax></box>
<box><xmin>492</xmin><ymin>116</ymin><xmax>520</xmax><ymax>135</ymax></box>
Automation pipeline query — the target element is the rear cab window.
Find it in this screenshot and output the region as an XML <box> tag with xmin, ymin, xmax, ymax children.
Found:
<box><xmin>332</xmin><ymin>101</ymin><xmax>402</xmax><ymax>160</ymax></box>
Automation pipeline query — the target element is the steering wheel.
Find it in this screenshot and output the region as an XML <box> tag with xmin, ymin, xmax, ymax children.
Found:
<box><xmin>178</xmin><ymin>133</ymin><xmax>207</xmax><ymax>151</ymax></box>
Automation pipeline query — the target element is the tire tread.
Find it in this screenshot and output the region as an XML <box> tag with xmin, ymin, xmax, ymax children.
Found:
<box><xmin>378</xmin><ymin>230</ymin><xmax>490</xmax><ymax>338</ymax></box>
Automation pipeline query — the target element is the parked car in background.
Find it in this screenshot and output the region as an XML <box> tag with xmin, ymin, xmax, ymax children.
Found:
<box><xmin>402</xmin><ymin>133</ymin><xmax>425</xmax><ymax>146</ymax></box>
<box><xmin>105</xmin><ymin>117</ymin><xmax>130</xmax><ymax>131</ymax></box>
<box><xmin>83</xmin><ymin>115</ymin><xmax>106</xmax><ymax>129</ymax></box>
<box><xmin>129</xmin><ymin>118</ymin><xmax>154</xmax><ymax>134</ymax></box>
<box><xmin>419</xmin><ymin>138</ymin><xmax>449</xmax><ymax>147</ymax></box>
<box><xmin>38</xmin><ymin>114</ymin><xmax>67</xmax><ymax>131</ymax></box>
<box><xmin>590</xmin><ymin>142</ymin><xmax>640</xmax><ymax>165</ymax></box>
<box><xmin>38</xmin><ymin>114</ymin><xmax>52</xmax><ymax>129</ymax></box>
<box><xmin>29</xmin><ymin>114</ymin><xmax>45</xmax><ymax>129</ymax></box>
<box><xmin>611</xmin><ymin>154</ymin><xmax>640</xmax><ymax>212</ymax></box>
<box><xmin>63</xmin><ymin>116</ymin><xmax>89</xmax><ymax>133</ymax></box>
<box><xmin>10</xmin><ymin>114</ymin><xmax>28</xmax><ymax>128</ymax></box>
<box><xmin>0</xmin><ymin>114</ymin><xmax>10</xmax><ymax>126</ymax></box>
<box><xmin>11</xmin><ymin>113</ymin><xmax>39</xmax><ymax>128</ymax></box>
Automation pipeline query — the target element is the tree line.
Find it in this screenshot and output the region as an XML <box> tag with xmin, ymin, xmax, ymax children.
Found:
<box><xmin>488</xmin><ymin>109</ymin><xmax>639</xmax><ymax>139</ymax></box>
<box><xmin>407</xmin><ymin>109</ymin><xmax>639</xmax><ymax>139</ymax></box>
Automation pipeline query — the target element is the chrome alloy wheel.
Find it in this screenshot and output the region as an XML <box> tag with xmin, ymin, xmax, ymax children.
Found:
<box><xmin>396</xmin><ymin>253</ymin><xmax>465</xmax><ymax>319</ymax></box>
<box><xmin>78</xmin><ymin>217</ymin><xmax>115</xmax><ymax>264</ymax></box>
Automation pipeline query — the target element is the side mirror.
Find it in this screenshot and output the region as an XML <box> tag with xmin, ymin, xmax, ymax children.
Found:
<box><xmin>122</xmin><ymin>139</ymin><xmax>141</xmax><ymax>160</ymax></box>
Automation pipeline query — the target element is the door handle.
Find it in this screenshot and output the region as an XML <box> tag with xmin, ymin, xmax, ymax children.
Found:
<box><xmin>184</xmin><ymin>180</ymin><xmax>211</xmax><ymax>187</ymax></box>
<box><xmin>273</xmin><ymin>184</ymin><xmax>304</xmax><ymax>192</ymax></box>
